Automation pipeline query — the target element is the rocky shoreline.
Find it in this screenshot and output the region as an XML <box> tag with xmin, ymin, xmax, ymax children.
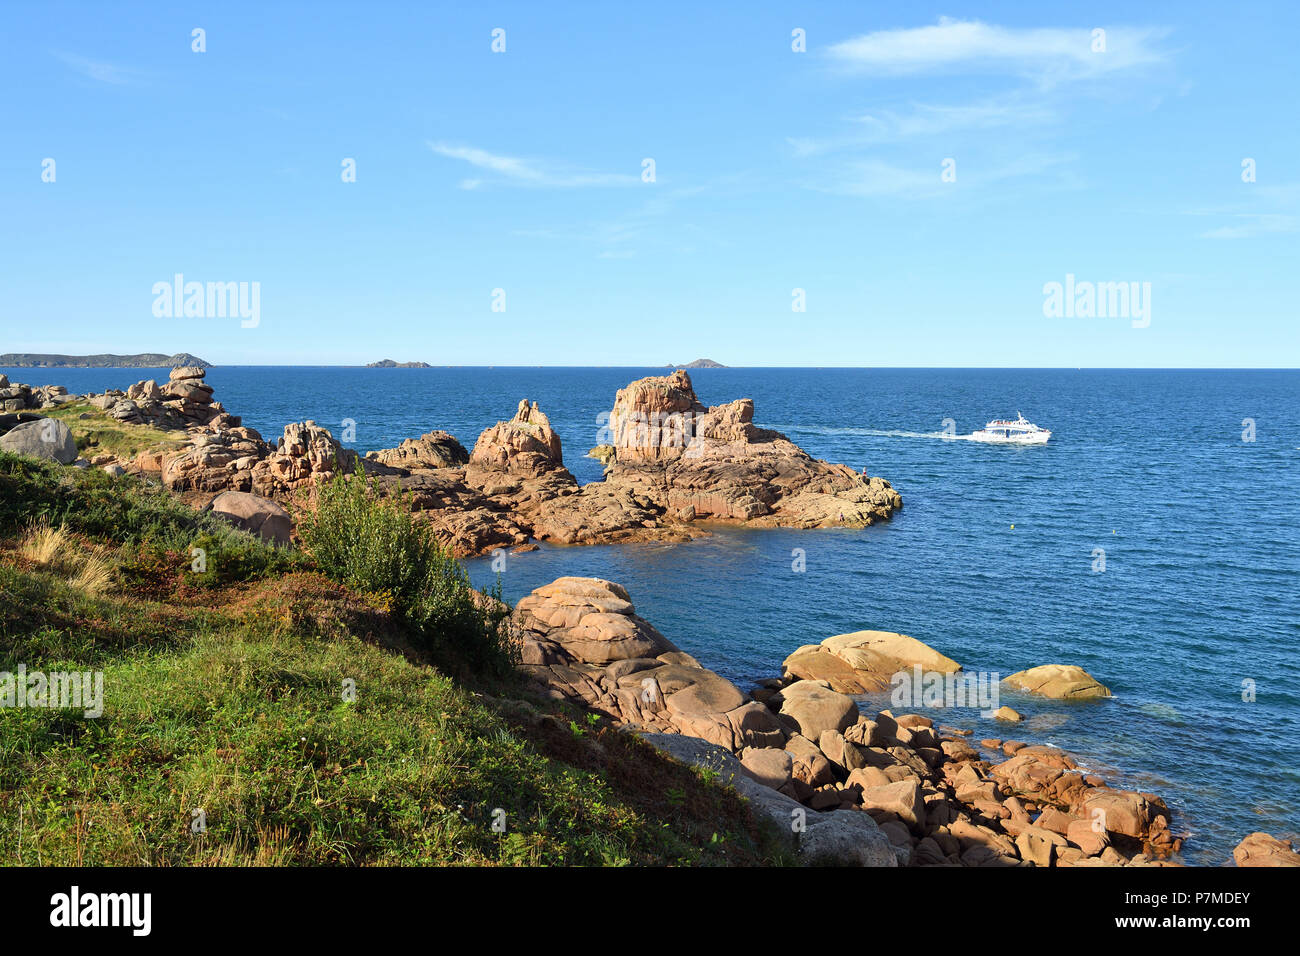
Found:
<box><xmin>512</xmin><ymin>577</ymin><xmax>1300</xmax><ymax>867</ymax></box>
<box><xmin>2</xmin><ymin>366</ymin><xmax>1297</xmax><ymax>866</ymax></box>
<box><xmin>3</xmin><ymin>366</ymin><xmax>901</xmax><ymax>557</ymax></box>
<box><xmin>513</xmin><ymin>577</ymin><xmax>1175</xmax><ymax>866</ymax></box>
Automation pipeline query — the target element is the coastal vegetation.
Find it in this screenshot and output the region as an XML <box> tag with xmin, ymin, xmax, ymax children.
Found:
<box><xmin>0</xmin><ymin>450</ymin><xmax>788</xmax><ymax>866</ymax></box>
<box><xmin>299</xmin><ymin>467</ymin><xmax>515</xmax><ymax>679</ymax></box>
<box><xmin>35</xmin><ymin>400</ymin><xmax>186</xmax><ymax>461</ymax></box>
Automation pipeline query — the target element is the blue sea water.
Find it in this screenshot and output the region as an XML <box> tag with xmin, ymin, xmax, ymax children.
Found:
<box><xmin>7</xmin><ymin>365</ymin><xmax>1298</xmax><ymax>865</ymax></box>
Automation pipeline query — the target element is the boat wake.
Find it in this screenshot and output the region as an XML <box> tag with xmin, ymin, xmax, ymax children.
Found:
<box><xmin>783</xmin><ymin>425</ymin><xmax>986</xmax><ymax>441</ymax></box>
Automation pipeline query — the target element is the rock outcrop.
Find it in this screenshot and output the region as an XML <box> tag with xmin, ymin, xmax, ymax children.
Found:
<box><xmin>387</xmin><ymin>372</ymin><xmax>901</xmax><ymax>556</ymax></box>
<box><xmin>111</xmin><ymin>367</ymin><xmax>235</xmax><ymax>430</ymax></box>
<box><xmin>365</xmin><ymin>431</ymin><xmax>469</xmax><ymax>470</ymax></box>
<box><xmin>515</xmin><ymin>575</ymin><xmax>1183</xmax><ymax>868</ymax></box>
<box><xmin>602</xmin><ymin>370</ymin><xmax>902</xmax><ymax>528</ymax></box>
<box><xmin>10</xmin><ymin>368</ymin><xmax>903</xmax><ymax>560</ymax></box>
<box><xmin>470</xmin><ymin>399</ymin><xmax>565</xmax><ymax>477</ymax></box>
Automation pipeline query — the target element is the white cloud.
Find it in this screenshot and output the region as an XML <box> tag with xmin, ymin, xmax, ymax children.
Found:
<box><xmin>54</xmin><ymin>51</ymin><xmax>141</xmax><ymax>85</ymax></box>
<box><xmin>826</xmin><ymin>18</ymin><xmax>1170</xmax><ymax>82</ymax></box>
<box><xmin>821</xmin><ymin>152</ymin><xmax>1076</xmax><ymax>200</ymax></box>
<box><xmin>427</xmin><ymin>142</ymin><xmax>637</xmax><ymax>188</ymax></box>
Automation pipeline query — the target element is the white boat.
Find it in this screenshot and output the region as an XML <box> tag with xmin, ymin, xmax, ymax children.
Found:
<box><xmin>970</xmin><ymin>413</ymin><xmax>1051</xmax><ymax>445</ymax></box>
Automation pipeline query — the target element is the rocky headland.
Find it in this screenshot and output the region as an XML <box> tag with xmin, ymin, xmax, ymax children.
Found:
<box><xmin>3</xmin><ymin>365</ymin><xmax>1296</xmax><ymax>867</ymax></box>
<box><xmin>0</xmin><ymin>367</ymin><xmax>901</xmax><ymax>559</ymax></box>
<box><xmin>0</xmin><ymin>352</ymin><xmax>210</xmax><ymax>368</ymax></box>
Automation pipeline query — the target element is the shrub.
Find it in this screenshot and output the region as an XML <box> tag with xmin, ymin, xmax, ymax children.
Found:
<box><xmin>299</xmin><ymin>467</ymin><xmax>516</xmax><ymax>678</ymax></box>
<box><xmin>0</xmin><ymin>451</ymin><xmax>296</xmax><ymax>584</ymax></box>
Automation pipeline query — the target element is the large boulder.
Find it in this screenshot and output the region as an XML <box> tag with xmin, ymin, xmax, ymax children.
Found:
<box><xmin>740</xmin><ymin>747</ymin><xmax>793</xmax><ymax>791</ymax></box>
<box><xmin>209</xmin><ymin>491</ymin><xmax>293</xmax><ymax>545</ymax></box>
<box><xmin>1079</xmin><ymin>789</ymin><xmax>1154</xmax><ymax>839</ymax></box>
<box><xmin>127</xmin><ymin>379</ymin><xmax>163</xmax><ymax>402</ymax></box>
<box><xmin>777</xmin><ymin>680</ymin><xmax>859</xmax><ymax>740</ymax></box>
<box><xmin>1232</xmin><ymin>832</ymin><xmax>1300</xmax><ymax>867</ymax></box>
<box><xmin>0</xmin><ymin>418</ymin><xmax>77</xmax><ymax>464</ymax></box>
<box><xmin>514</xmin><ymin>577</ymin><xmax>677</xmax><ymax>664</ymax></box>
<box><xmin>161</xmin><ymin>379</ymin><xmax>214</xmax><ymax>404</ymax></box>
<box><xmin>858</xmin><ymin>780</ymin><xmax>925</xmax><ymax>829</ymax></box>
<box><xmin>783</xmin><ymin>630</ymin><xmax>961</xmax><ymax>693</ymax></box>
<box><xmin>1003</xmin><ymin>665</ymin><xmax>1111</xmax><ymax>700</ymax></box>
<box><xmin>796</xmin><ymin>806</ymin><xmax>899</xmax><ymax>867</ymax></box>
<box><xmin>0</xmin><ymin>412</ymin><xmax>44</xmax><ymax>436</ymax></box>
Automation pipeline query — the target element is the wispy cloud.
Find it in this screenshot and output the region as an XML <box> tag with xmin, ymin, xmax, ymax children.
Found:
<box><xmin>54</xmin><ymin>51</ymin><xmax>142</xmax><ymax>85</ymax></box>
<box><xmin>1199</xmin><ymin>214</ymin><xmax>1297</xmax><ymax>240</ymax></box>
<box><xmin>427</xmin><ymin>142</ymin><xmax>637</xmax><ymax>188</ymax></box>
<box><xmin>826</xmin><ymin>18</ymin><xmax>1171</xmax><ymax>83</ymax></box>
<box><xmin>509</xmin><ymin>182</ymin><xmax>732</xmax><ymax>259</ymax></box>
<box><xmin>1188</xmin><ymin>185</ymin><xmax>1300</xmax><ymax>239</ymax></box>
<box><xmin>789</xmin><ymin>94</ymin><xmax>1057</xmax><ymax>156</ymax></box>
<box><xmin>792</xmin><ymin>20</ymin><xmax>1174</xmax><ymax>201</ymax></box>
<box><xmin>818</xmin><ymin>153</ymin><xmax>1077</xmax><ymax>200</ymax></box>
<box><xmin>855</xmin><ymin>96</ymin><xmax>1057</xmax><ymax>139</ymax></box>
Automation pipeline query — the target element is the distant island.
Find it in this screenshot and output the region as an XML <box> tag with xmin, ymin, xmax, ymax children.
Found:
<box><xmin>366</xmin><ymin>359</ymin><xmax>432</xmax><ymax>368</ymax></box>
<box><xmin>0</xmin><ymin>352</ymin><xmax>210</xmax><ymax>369</ymax></box>
<box><xmin>665</xmin><ymin>358</ymin><xmax>726</xmax><ymax>369</ymax></box>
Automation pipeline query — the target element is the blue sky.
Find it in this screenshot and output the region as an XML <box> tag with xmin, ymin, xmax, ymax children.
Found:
<box><xmin>2</xmin><ymin>1</ymin><xmax>1296</xmax><ymax>367</ymax></box>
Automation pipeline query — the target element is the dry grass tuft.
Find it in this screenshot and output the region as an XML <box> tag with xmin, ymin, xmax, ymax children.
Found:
<box><xmin>18</xmin><ymin>518</ymin><xmax>70</xmax><ymax>568</ymax></box>
<box><xmin>70</xmin><ymin>549</ymin><xmax>115</xmax><ymax>595</ymax></box>
<box><xmin>18</xmin><ymin>518</ymin><xmax>115</xmax><ymax>594</ymax></box>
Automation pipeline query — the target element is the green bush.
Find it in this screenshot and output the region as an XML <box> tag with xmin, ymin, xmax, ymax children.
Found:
<box><xmin>299</xmin><ymin>467</ymin><xmax>515</xmax><ymax>677</ymax></box>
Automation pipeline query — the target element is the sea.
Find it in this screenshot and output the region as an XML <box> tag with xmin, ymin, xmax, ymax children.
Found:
<box><xmin>6</xmin><ymin>364</ymin><xmax>1297</xmax><ymax>866</ymax></box>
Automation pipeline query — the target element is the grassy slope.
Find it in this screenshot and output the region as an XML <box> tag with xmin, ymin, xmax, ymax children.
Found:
<box><xmin>37</xmin><ymin>401</ymin><xmax>185</xmax><ymax>461</ymax></box>
<box><xmin>0</xmin><ymin>452</ymin><xmax>791</xmax><ymax>866</ymax></box>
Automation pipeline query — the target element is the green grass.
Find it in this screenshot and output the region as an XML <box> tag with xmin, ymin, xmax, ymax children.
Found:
<box><xmin>37</xmin><ymin>401</ymin><xmax>184</xmax><ymax>461</ymax></box>
<box><xmin>0</xmin><ymin>449</ymin><xmax>791</xmax><ymax>866</ymax></box>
